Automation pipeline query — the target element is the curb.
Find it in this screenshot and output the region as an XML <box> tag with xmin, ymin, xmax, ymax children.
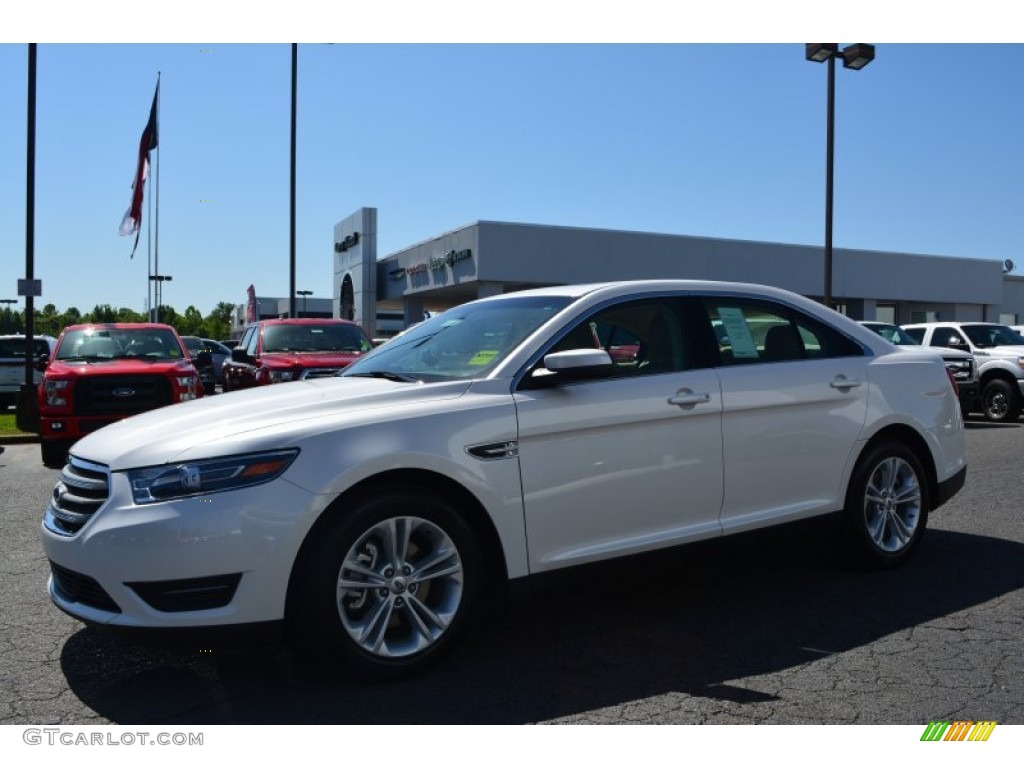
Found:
<box><xmin>0</xmin><ymin>434</ymin><xmax>40</xmax><ymax>445</ymax></box>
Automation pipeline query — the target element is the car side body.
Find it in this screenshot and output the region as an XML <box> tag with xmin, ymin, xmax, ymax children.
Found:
<box><xmin>42</xmin><ymin>281</ymin><xmax>967</xmax><ymax>678</ymax></box>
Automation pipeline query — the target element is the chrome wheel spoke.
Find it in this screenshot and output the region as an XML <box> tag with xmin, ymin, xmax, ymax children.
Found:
<box><xmin>411</xmin><ymin>549</ymin><xmax>462</xmax><ymax>583</ymax></box>
<box><xmin>386</xmin><ymin>517</ymin><xmax>413</xmax><ymax>568</ymax></box>
<box><xmin>358</xmin><ymin>598</ymin><xmax>395</xmax><ymax>653</ymax></box>
<box><xmin>889</xmin><ymin>510</ymin><xmax>913</xmax><ymax>545</ymax></box>
<box><xmin>408</xmin><ymin>593</ymin><xmax>450</xmax><ymax>633</ymax></box>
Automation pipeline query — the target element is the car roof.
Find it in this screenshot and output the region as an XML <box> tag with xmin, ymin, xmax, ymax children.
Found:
<box><xmin>256</xmin><ymin>318</ymin><xmax>361</xmax><ymax>326</ymax></box>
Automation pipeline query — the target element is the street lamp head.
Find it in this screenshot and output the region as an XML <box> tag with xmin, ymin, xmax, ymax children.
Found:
<box><xmin>805</xmin><ymin>43</ymin><xmax>839</xmax><ymax>63</ymax></box>
<box><xmin>842</xmin><ymin>43</ymin><xmax>875</xmax><ymax>70</ymax></box>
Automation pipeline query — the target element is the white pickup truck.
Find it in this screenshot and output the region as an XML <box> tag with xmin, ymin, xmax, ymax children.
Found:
<box><xmin>904</xmin><ymin>322</ymin><xmax>1024</xmax><ymax>423</ymax></box>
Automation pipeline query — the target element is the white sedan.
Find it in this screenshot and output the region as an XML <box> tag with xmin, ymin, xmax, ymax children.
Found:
<box><xmin>41</xmin><ymin>280</ymin><xmax>967</xmax><ymax>678</ymax></box>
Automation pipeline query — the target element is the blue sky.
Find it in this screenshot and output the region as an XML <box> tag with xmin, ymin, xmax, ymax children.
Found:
<box><xmin>2</xmin><ymin>17</ymin><xmax>1022</xmax><ymax>317</ymax></box>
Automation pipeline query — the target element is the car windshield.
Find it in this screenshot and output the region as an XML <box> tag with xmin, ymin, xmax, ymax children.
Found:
<box><xmin>56</xmin><ymin>328</ymin><xmax>185</xmax><ymax>361</ymax></box>
<box><xmin>342</xmin><ymin>296</ymin><xmax>573</xmax><ymax>382</ymax></box>
<box><xmin>262</xmin><ymin>324</ymin><xmax>373</xmax><ymax>354</ymax></box>
<box><xmin>866</xmin><ymin>323</ymin><xmax>918</xmax><ymax>345</ymax></box>
<box><xmin>960</xmin><ymin>324</ymin><xmax>1024</xmax><ymax>348</ymax></box>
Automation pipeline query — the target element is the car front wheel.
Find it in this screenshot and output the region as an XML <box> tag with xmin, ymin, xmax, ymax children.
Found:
<box><xmin>291</xmin><ymin>489</ymin><xmax>482</xmax><ymax>679</ymax></box>
<box><xmin>844</xmin><ymin>441</ymin><xmax>929</xmax><ymax>568</ymax></box>
<box><xmin>982</xmin><ymin>379</ymin><xmax>1021</xmax><ymax>423</ymax></box>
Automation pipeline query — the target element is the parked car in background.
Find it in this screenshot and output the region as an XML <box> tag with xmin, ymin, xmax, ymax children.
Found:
<box><xmin>37</xmin><ymin>323</ymin><xmax>205</xmax><ymax>467</ymax></box>
<box><xmin>859</xmin><ymin>321</ymin><xmax>979</xmax><ymax>413</ymax></box>
<box><xmin>222</xmin><ymin>318</ymin><xmax>373</xmax><ymax>391</ymax></box>
<box><xmin>904</xmin><ymin>321</ymin><xmax>1024</xmax><ymax>423</ymax></box>
<box><xmin>41</xmin><ymin>281</ymin><xmax>966</xmax><ymax>679</ymax></box>
<box><xmin>0</xmin><ymin>334</ymin><xmax>56</xmax><ymax>408</ymax></box>
<box><xmin>181</xmin><ymin>336</ymin><xmax>232</xmax><ymax>394</ymax></box>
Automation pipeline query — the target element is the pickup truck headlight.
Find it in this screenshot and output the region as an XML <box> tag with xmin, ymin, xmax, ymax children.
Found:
<box><xmin>175</xmin><ymin>375</ymin><xmax>199</xmax><ymax>401</ymax></box>
<box><xmin>44</xmin><ymin>379</ymin><xmax>71</xmax><ymax>407</ymax></box>
<box><xmin>126</xmin><ymin>449</ymin><xmax>299</xmax><ymax>504</ymax></box>
<box><xmin>268</xmin><ymin>370</ymin><xmax>297</xmax><ymax>383</ymax></box>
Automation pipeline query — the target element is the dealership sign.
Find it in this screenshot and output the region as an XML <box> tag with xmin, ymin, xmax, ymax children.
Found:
<box><xmin>334</xmin><ymin>232</ymin><xmax>360</xmax><ymax>253</ymax></box>
<box><xmin>400</xmin><ymin>248</ymin><xmax>473</xmax><ymax>280</ymax></box>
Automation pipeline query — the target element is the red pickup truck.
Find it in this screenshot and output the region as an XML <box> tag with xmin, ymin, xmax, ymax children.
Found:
<box><xmin>37</xmin><ymin>323</ymin><xmax>205</xmax><ymax>468</ymax></box>
<box><xmin>222</xmin><ymin>318</ymin><xmax>373</xmax><ymax>391</ymax></box>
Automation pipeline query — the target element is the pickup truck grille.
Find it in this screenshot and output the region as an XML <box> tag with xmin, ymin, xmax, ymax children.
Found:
<box><xmin>74</xmin><ymin>375</ymin><xmax>172</xmax><ymax>415</ymax></box>
<box><xmin>300</xmin><ymin>367</ymin><xmax>344</xmax><ymax>380</ymax></box>
<box><xmin>44</xmin><ymin>456</ymin><xmax>110</xmax><ymax>537</ymax></box>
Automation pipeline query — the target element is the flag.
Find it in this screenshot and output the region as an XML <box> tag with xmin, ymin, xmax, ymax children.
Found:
<box><xmin>119</xmin><ymin>81</ymin><xmax>159</xmax><ymax>258</ymax></box>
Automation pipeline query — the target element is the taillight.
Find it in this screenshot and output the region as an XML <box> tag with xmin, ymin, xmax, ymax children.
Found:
<box><xmin>945</xmin><ymin>366</ymin><xmax>959</xmax><ymax>396</ymax></box>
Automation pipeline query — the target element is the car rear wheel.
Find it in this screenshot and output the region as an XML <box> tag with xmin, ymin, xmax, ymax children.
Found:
<box><xmin>291</xmin><ymin>489</ymin><xmax>482</xmax><ymax>679</ymax></box>
<box><xmin>844</xmin><ymin>441</ymin><xmax>929</xmax><ymax>568</ymax></box>
<box><xmin>982</xmin><ymin>379</ymin><xmax>1021</xmax><ymax>423</ymax></box>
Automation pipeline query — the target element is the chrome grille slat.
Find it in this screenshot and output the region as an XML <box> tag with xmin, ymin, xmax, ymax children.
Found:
<box><xmin>44</xmin><ymin>456</ymin><xmax>111</xmax><ymax>537</ymax></box>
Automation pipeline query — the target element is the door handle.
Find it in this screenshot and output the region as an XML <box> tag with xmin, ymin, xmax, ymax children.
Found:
<box><xmin>668</xmin><ymin>389</ymin><xmax>711</xmax><ymax>408</ymax></box>
<box><xmin>830</xmin><ymin>376</ymin><xmax>862</xmax><ymax>390</ymax></box>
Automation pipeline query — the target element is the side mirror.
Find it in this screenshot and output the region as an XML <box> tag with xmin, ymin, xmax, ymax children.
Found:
<box><xmin>539</xmin><ymin>349</ymin><xmax>614</xmax><ymax>382</ymax></box>
<box><xmin>231</xmin><ymin>347</ymin><xmax>252</xmax><ymax>364</ymax></box>
<box><xmin>196</xmin><ymin>351</ymin><xmax>213</xmax><ymax>366</ymax></box>
<box><xmin>34</xmin><ymin>356</ymin><xmax>49</xmax><ymax>372</ymax></box>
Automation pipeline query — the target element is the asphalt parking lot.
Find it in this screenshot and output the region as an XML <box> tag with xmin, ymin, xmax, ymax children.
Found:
<box><xmin>1</xmin><ymin>419</ymin><xmax>1022</xmax><ymax>725</ymax></box>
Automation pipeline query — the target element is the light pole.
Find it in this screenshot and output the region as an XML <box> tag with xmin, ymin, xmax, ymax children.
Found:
<box><xmin>297</xmin><ymin>290</ymin><xmax>312</xmax><ymax>317</ymax></box>
<box><xmin>150</xmin><ymin>274</ymin><xmax>172</xmax><ymax>322</ymax></box>
<box><xmin>805</xmin><ymin>43</ymin><xmax>875</xmax><ymax>309</ymax></box>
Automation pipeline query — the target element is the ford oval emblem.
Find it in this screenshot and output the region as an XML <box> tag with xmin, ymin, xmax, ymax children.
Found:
<box><xmin>112</xmin><ymin>387</ymin><xmax>136</xmax><ymax>398</ymax></box>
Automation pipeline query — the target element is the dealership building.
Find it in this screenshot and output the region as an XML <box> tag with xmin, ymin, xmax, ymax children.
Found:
<box><xmin>324</xmin><ymin>207</ymin><xmax>1024</xmax><ymax>339</ymax></box>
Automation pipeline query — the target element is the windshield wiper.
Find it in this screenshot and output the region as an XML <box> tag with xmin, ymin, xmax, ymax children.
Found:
<box><xmin>347</xmin><ymin>371</ymin><xmax>420</xmax><ymax>383</ymax></box>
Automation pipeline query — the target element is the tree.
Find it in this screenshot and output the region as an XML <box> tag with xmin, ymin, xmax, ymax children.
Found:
<box><xmin>179</xmin><ymin>305</ymin><xmax>204</xmax><ymax>336</ymax></box>
<box><xmin>203</xmin><ymin>300</ymin><xmax>236</xmax><ymax>340</ymax></box>
<box><xmin>116</xmin><ymin>307</ymin><xmax>146</xmax><ymax>323</ymax></box>
<box><xmin>85</xmin><ymin>304</ymin><xmax>118</xmax><ymax>323</ymax></box>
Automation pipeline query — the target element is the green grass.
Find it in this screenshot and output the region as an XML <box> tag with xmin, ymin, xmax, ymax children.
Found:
<box><xmin>0</xmin><ymin>413</ymin><xmax>34</xmax><ymax>436</ymax></box>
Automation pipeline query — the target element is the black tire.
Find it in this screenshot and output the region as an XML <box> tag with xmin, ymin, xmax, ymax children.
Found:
<box><xmin>982</xmin><ymin>379</ymin><xmax>1021</xmax><ymax>423</ymax></box>
<box><xmin>843</xmin><ymin>441</ymin><xmax>929</xmax><ymax>568</ymax></box>
<box><xmin>41</xmin><ymin>439</ymin><xmax>71</xmax><ymax>469</ymax></box>
<box><xmin>290</xmin><ymin>488</ymin><xmax>483</xmax><ymax>680</ymax></box>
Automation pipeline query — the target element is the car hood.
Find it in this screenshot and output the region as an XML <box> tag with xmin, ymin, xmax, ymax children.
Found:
<box><xmin>46</xmin><ymin>359</ymin><xmax>197</xmax><ymax>376</ymax></box>
<box><xmin>70</xmin><ymin>376</ymin><xmax>472</xmax><ymax>470</ymax></box>
<box><xmin>258</xmin><ymin>351</ymin><xmax>365</xmax><ymax>368</ymax></box>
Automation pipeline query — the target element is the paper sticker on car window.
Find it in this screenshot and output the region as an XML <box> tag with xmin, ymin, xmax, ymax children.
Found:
<box><xmin>717</xmin><ymin>307</ymin><xmax>759</xmax><ymax>359</ymax></box>
<box><xmin>468</xmin><ymin>350</ymin><xmax>498</xmax><ymax>366</ymax></box>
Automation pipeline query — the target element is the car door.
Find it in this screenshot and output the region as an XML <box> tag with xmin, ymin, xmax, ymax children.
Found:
<box><xmin>699</xmin><ymin>296</ymin><xmax>870</xmax><ymax>532</ymax></box>
<box><xmin>514</xmin><ymin>296</ymin><xmax>724</xmax><ymax>573</ymax></box>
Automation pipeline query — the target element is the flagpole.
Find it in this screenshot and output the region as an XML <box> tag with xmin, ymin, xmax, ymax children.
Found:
<box><xmin>154</xmin><ymin>72</ymin><xmax>161</xmax><ymax>322</ymax></box>
<box><xmin>147</xmin><ymin>152</ymin><xmax>153</xmax><ymax>320</ymax></box>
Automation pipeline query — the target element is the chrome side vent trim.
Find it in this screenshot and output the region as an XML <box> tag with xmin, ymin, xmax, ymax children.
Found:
<box><xmin>466</xmin><ymin>441</ymin><xmax>519</xmax><ymax>461</ymax></box>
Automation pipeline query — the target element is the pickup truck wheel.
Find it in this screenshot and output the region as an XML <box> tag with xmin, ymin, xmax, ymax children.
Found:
<box><xmin>41</xmin><ymin>439</ymin><xmax>71</xmax><ymax>469</ymax></box>
<box><xmin>292</xmin><ymin>490</ymin><xmax>482</xmax><ymax>679</ymax></box>
<box><xmin>982</xmin><ymin>379</ymin><xmax>1021</xmax><ymax>423</ymax></box>
<box><xmin>844</xmin><ymin>441</ymin><xmax>929</xmax><ymax>568</ymax></box>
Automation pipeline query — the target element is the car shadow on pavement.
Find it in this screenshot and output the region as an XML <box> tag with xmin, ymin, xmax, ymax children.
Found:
<box><xmin>59</xmin><ymin>523</ymin><xmax>1024</xmax><ymax>724</ymax></box>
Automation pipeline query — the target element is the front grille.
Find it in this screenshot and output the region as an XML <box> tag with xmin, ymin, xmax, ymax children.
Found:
<box><xmin>127</xmin><ymin>574</ymin><xmax>242</xmax><ymax>613</ymax></box>
<box><xmin>73</xmin><ymin>375</ymin><xmax>172</xmax><ymax>415</ymax></box>
<box><xmin>300</xmin><ymin>367</ymin><xmax>343</xmax><ymax>380</ymax></box>
<box><xmin>50</xmin><ymin>561</ymin><xmax>121</xmax><ymax>613</ymax></box>
<box><xmin>45</xmin><ymin>456</ymin><xmax>110</xmax><ymax>536</ymax></box>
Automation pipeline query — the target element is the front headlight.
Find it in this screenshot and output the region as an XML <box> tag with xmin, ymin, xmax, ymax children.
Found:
<box><xmin>268</xmin><ymin>370</ymin><xmax>297</xmax><ymax>383</ymax></box>
<box><xmin>45</xmin><ymin>379</ymin><xmax>71</xmax><ymax>407</ymax></box>
<box><xmin>126</xmin><ymin>449</ymin><xmax>299</xmax><ymax>504</ymax></box>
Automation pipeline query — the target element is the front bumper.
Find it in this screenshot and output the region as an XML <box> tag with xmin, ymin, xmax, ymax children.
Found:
<box><xmin>41</xmin><ymin>464</ymin><xmax>318</xmax><ymax>629</ymax></box>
